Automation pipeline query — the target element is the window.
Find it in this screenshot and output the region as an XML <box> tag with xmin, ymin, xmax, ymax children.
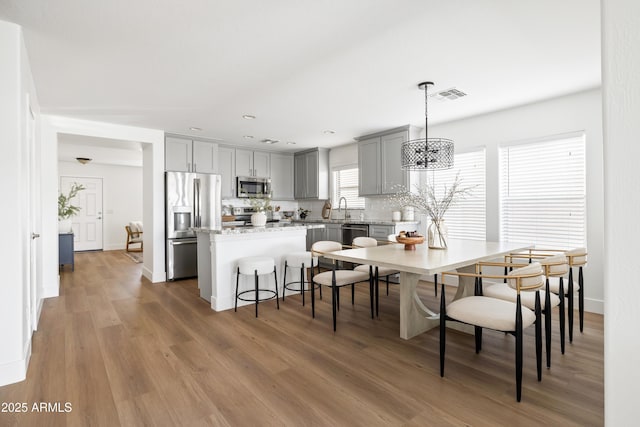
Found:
<box><xmin>428</xmin><ymin>149</ymin><xmax>486</xmax><ymax>240</ymax></box>
<box><xmin>499</xmin><ymin>133</ymin><xmax>586</xmax><ymax>249</ymax></box>
<box><xmin>332</xmin><ymin>167</ymin><xmax>365</xmax><ymax>209</ymax></box>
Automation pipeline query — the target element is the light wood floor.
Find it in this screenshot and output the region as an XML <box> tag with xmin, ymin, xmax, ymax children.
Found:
<box><xmin>0</xmin><ymin>250</ymin><xmax>603</xmax><ymax>426</ymax></box>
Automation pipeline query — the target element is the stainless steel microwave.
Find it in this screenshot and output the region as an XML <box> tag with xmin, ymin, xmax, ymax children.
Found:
<box><xmin>236</xmin><ymin>176</ymin><xmax>271</xmax><ymax>198</ymax></box>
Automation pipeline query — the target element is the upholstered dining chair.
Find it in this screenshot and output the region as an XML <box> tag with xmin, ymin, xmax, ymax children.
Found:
<box><xmin>310</xmin><ymin>241</ymin><xmax>372</xmax><ymax>331</ymax></box>
<box><xmin>482</xmin><ymin>254</ymin><xmax>566</xmax><ymax>367</ymax></box>
<box><xmin>352</xmin><ymin>236</ymin><xmax>400</xmax><ymax>317</ymax></box>
<box><xmin>440</xmin><ymin>262</ymin><xmax>545</xmax><ymax>402</ymax></box>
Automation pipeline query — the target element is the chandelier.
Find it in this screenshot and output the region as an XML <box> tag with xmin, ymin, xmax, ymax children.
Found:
<box><xmin>401</xmin><ymin>81</ymin><xmax>454</xmax><ymax>170</ymax></box>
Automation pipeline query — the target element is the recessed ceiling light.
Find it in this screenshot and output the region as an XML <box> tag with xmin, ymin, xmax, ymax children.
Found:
<box><xmin>286</xmin><ymin>141</ymin><xmax>296</xmax><ymax>145</ymax></box>
<box><xmin>243</xmin><ymin>135</ymin><xmax>254</xmax><ymax>139</ymax></box>
<box><xmin>242</xmin><ymin>114</ymin><xmax>256</xmax><ymax>120</ymax></box>
<box><xmin>189</xmin><ymin>127</ymin><xmax>202</xmax><ymax>131</ymax></box>
<box><xmin>323</xmin><ymin>130</ymin><xmax>335</xmax><ymax>135</ymax></box>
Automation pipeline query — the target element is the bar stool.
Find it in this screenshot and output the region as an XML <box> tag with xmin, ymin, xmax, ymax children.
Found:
<box><xmin>235</xmin><ymin>256</ymin><xmax>279</xmax><ymax>317</ymax></box>
<box><xmin>282</xmin><ymin>251</ymin><xmax>320</xmax><ymax>306</ymax></box>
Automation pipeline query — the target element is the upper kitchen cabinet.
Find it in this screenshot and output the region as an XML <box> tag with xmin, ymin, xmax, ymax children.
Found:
<box><xmin>236</xmin><ymin>149</ymin><xmax>270</xmax><ymax>178</ymax></box>
<box><xmin>165</xmin><ymin>135</ymin><xmax>218</xmax><ymax>173</ymax></box>
<box><xmin>270</xmin><ymin>153</ymin><xmax>294</xmax><ymax>200</ymax></box>
<box><xmin>294</xmin><ymin>148</ymin><xmax>329</xmax><ymax>200</ymax></box>
<box><xmin>356</xmin><ymin>125</ymin><xmax>421</xmax><ymax>196</ymax></box>
<box><xmin>218</xmin><ymin>146</ymin><xmax>236</xmax><ymax>198</ymax></box>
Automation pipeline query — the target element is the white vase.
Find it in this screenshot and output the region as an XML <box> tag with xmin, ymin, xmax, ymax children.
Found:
<box><xmin>251</xmin><ymin>211</ymin><xmax>267</xmax><ymax>227</ymax></box>
<box><xmin>428</xmin><ymin>219</ymin><xmax>448</xmax><ymax>249</ymax></box>
<box><xmin>58</xmin><ymin>218</ymin><xmax>72</xmax><ymax>233</ymax></box>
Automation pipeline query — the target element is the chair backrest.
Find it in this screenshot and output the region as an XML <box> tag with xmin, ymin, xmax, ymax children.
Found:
<box><xmin>311</xmin><ymin>240</ymin><xmax>342</xmax><ymax>254</ymax></box>
<box><xmin>507</xmin><ymin>262</ymin><xmax>544</xmax><ymax>292</ymax></box>
<box><xmin>129</xmin><ymin>221</ymin><xmax>143</xmax><ymax>236</ymax></box>
<box><xmin>539</xmin><ymin>253</ymin><xmax>569</xmax><ymax>277</ymax></box>
<box><xmin>565</xmin><ymin>247</ymin><xmax>587</xmax><ymax>267</ymax></box>
<box><xmin>352</xmin><ymin>236</ymin><xmax>378</xmax><ymax>248</ymax></box>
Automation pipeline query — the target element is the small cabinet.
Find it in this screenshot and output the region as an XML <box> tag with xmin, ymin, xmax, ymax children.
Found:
<box><xmin>218</xmin><ymin>146</ymin><xmax>236</xmax><ymax>198</ymax></box>
<box><xmin>236</xmin><ymin>149</ymin><xmax>270</xmax><ymax>178</ymax></box>
<box><xmin>306</xmin><ymin>227</ymin><xmax>326</xmax><ymax>251</ymax></box>
<box><xmin>294</xmin><ymin>148</ymin><xmax>329</xmax><ymax>200</ymax></box>
<box><xmin>369</xmin><ymin>225</ymin><xmax>395</xmax><ymax>241</ymax></box>
<box><xmin>59</xmin><ymin>232</ymin><xmax>74</xmax><ymax>271</ymax></box>
<box><xmin>165</xmin><ymin>135</ymin><xmax>218</xmax><ymax>173</ymax></box>
<box><xmin>357</xmin><ymin>126</ymin><xmax>420</xmax><ymax>196</ymax></box>
<box><xmin>270</xmin><ymin>153</ymin><xmax>294</xmax><ymax>200</ymax></box>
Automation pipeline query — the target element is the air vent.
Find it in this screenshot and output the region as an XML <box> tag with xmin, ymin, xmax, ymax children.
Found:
<box><xmin>429</xmin><ymin>87</ymin><xmax>467</xmax><ymax>101</ymax></box>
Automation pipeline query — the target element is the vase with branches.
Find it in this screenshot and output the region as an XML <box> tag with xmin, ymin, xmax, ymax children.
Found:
<box><xmin>388</xmin><ymin>173</ymin><xmax>473</xmax><ymax>249</ymax></box>
<box><xmin>58</xmin><ymin>183</ymin><xmax>85</xmax><ymax>232</ymax></box>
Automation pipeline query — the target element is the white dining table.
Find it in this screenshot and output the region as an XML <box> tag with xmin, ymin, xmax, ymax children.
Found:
<box><xmin>322</xmin><ymin>239</ymin><xmax>532</xmax><ymax>339</ymax></box>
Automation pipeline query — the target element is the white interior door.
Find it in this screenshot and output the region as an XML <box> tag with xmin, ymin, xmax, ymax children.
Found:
<box><xmin>60</xmin><ymin>176</ymin><xmax>104</xmax><ymax>251</ymax></box>
<box><xmin>28</xmin><ymin>97</ymin><xmax>39</xmax><ymax>331</ymax></box>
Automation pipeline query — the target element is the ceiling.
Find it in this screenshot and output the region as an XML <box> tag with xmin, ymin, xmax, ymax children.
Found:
<box><xmin>1</xmin><ymin>0</ymin><xmax>601</xmax><ymax>152</ymax></box>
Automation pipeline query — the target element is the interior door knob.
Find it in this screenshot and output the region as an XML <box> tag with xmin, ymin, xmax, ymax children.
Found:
<box><xmin>31</xmin><ymin>232</ymin><xmax>40</xmax><ymax>239</ymax></box>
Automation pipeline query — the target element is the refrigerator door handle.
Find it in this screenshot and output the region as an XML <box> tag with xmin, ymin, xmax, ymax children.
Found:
<box><xmin>195</xmin><ymin>178</ymin><xmax>201</xmax><ymax>227</ymax></box>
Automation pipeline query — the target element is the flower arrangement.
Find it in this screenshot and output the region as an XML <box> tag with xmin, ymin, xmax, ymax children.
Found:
<box><xmin>58</xmin><ymin>183</ymin><xmax>86</xmax><ymax>219</ymax></box>
<box><xmin>298</xmin><ymin>207</ymin><xmax>310</xmax><ymax>219</ymax></box>
<box><xmin>246</xmin><ymin>195</ymin><xmax>272</xmax><ymax>212</ymax></box>
<box><xmin>388</xmin><ymin>173</ymin><xmax>473</xmax><ymax>248</ymax></box>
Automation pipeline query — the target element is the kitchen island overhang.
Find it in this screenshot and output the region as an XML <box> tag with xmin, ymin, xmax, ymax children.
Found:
<box><xmin>195</xmin><ymin>224</ymin><xmax>325</xmax><ymax>311</ymax></box>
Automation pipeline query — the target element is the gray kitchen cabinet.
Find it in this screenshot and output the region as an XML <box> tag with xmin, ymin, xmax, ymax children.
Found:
<box><xmin>270</xmin><ymin>153</ymin><xmax>294</xmax><ymax>200</ymax></box>
<box><xmin>218</xmin><ymin>146</ymin><xmax>236</xmax><ymax>198</ymax></box>
<box><xmin>294</xmin><ymin>148</ymin><xmax>329</xmax><ymax>200</ymax></box>
<box><xmin>236</xmin><ymin>149</ymin><xmax>270</xmax><ymax>178</ymax></box>
<box><xmin>356</xmin><ymin>125</ymin><xmax>421</xmax><ymax>196</ymax></box>
<box><xmin>165</xmin><ymin>135</ymin><xmax>218</xmax><ymax>173</ymax></box>
<box><xmin>325</xmin><ymin>223</ymin><xmax>342</xmax><ymax>243</ymax></box>
<box><xmin>306</xmin><ymin>227</ymin><xmax>326</xmax><ymax>251</ymax></box>
<box><xmin>369</xmin><ymin>224</ymin><xmax>395</xmax><ymax>240</ymax></box>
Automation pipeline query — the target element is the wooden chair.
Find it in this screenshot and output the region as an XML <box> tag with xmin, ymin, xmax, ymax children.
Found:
<box><xmin>310</xmin><ymin>241</ymin><xmax>372</xmax><ymax>331</ymax></box>
<box><xmin>125</xmin><ymin>225</ymin><xmax>143</xmax><ymax>252</ymax></box>
<box><xmin>440</xmin><ymin>262</ymin><xmax>544</xmax><ymax>402</ymax></box>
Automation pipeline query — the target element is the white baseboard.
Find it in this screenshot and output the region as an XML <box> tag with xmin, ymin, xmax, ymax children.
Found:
<box><xmin>582</xmin><ymin>297</ymin><xmax>603</xmax><ymax>315</ymax></box>
<box><xmin>142</xmin><ymin>266</ymin><xmax>166</xmax><ymax>283</ymax></box>
<box><xmin>0</xmin><ymin>338</ymin><xmax>31</xmax><ymax>387</ymax></box>
<box><xmin>33</xmin><ymin>298</ymin><xmax>44</xmax><ymax>331</ymax></box>
<box><xmin>104</xmin><ymin>243</ymin><xmax>126</xmax><ymax>251</ymax></box>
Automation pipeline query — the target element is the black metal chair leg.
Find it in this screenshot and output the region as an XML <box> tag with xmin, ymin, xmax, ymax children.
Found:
<box><xmin>282</xmin><ymin>261</ymin><xmax>287</xmax><ymax>302</ymax></box>
<box><xmin>331</xmin><ymin>284</ymin><xmax>337</xmax><ymax>332</ymax></box>
<box><xmin>274</xmin><ymin>266</ymin><xmax>279</xmax><ymax>310</ymax></box>
<box><xmin>568</xmin><ymin>268</ymin><xmax>574</xmax><ymax>343</ymax></box>
<box><xmin>300</xmin><ymin>264</ymin><xmax>305</xmax><ymax>306</ymax></box>
<box><xmin>515</xmin><ymin>295</ymin><xmax>523</xmax><ymax>402</ymax></box>
<box><xmin>535</xmin><ymin>292</ymin><xmax>542</xmax><ymax>381</ymax></box>
<box><xmin>318</xmin><ymin>264</ymin><xmax>322</xmax><ymax>300</ymax></box>
<box><xmin>375</xmin><ymin>268</ymin><xmax>379</xmax><ymax>317</ymax></box>
<box><xmin>475</xmin><ymin>326</ymin><xmax>483</xmax><ymax>353</ymax></box>
<box><xmin>254</xmin><ymin>270</ymin><xmax>259</xmax><ymax>318</ymax></box>
<box><xmin>559</xmin><ymin>277</ymin><xmax>566</xmax><ymax>354</ymax></box>
<box><xmin>351</xmin><ymin>284</ymin><xmax>355</xmax><ymax>305</ymax></box>
<box><xmin>579</xmin><ymin>266</ymin><xmax>585</xmax><ymax>333</ymax></box>
<box><xmin>545</xmin><ymin>278</ymin><xmax>552</xmax><ymax>368</ymax></box>
<box><xmin>385</xmin><ymin>275</ymin><xmax>389</xmax><ymax>297</ymax></box>
<box><xmin>235</xmin><ymin>267</ymin><xmax>240</xmax><ymax>312</ymax></box>
<box><xmin>439</xmin><ymin>282</ymin><xmax>446</xmax><ymax>377</ymax></box>
<box><xmin>369</xmin><ymin>266</ymin><xmax>374</xmax><ymax>319</ymax></box>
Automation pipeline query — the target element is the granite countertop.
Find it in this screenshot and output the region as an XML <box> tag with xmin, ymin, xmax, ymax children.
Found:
<box><xmin>194</xmin><ymin>223</ymin><xmax>325</xmax><ymax>235</ymax></box>
<box><xmin>293</xmin><ymin>218</ymin><xmax>419</xmax><ymax>226</ymax></box>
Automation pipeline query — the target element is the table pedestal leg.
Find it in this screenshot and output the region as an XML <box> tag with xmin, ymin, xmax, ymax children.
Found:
<box><xmin>400</xmin><ymin>271</ymin><xmax>439</xmax><ymax>339</ymax></box>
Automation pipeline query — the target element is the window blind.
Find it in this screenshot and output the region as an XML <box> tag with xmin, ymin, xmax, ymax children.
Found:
<box><xmin>333</xmin><ymin>167</ymin><xmax>365</xmax><ymax>209</ymax></box>
<box><xmin>499</xmin><ymin>133</ymin><xmax>586</xmax><ymax>249</ymax></box>
<box><xmin>429</xmin><ymin>149</ymin><xmax>486</xmax><ymax>240</ymax></box>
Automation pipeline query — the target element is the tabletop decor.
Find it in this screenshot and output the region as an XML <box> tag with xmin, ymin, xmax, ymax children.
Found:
<box><xmin>58</xmin><ymin>182</ymin><xmax>85</xmax><ymax>233</ymax></box>
<box><xmin>246</xmin><ymin>194</ymin><xmax>271</xmax><ymax>226</ymax></box>
<box><xmin>396</xmin><ymin>231</ymin><xmax>425</xmax><ymax>250</ymax></box>
<box><xmin>388</xmin><ymin>174</ymin><xmax>472</xmax><ymax>249</ymax></box>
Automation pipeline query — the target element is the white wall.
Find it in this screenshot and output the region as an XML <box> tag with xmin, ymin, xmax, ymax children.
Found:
<box><xmin>58</xmin><ymin>161</ymin><xmax>143</xmax><ymax>250</ymax></box>
<box><xmin>602</xmin><ymin>0</ymin><xmax>640</xmax><ymax>423</ymax></box>
<box><xmin>0</xmin><ymin>20</ymin><xmax>41</xmax><ymax>386</ymax></box>
<box><xmin>430</xmin><ymin>89</ymin><xmax>604</xmax><ymax>314</ymax></box>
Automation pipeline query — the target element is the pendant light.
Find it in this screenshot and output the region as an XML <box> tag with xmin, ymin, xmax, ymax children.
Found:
<box><xmin>401</xmin><ymin>81</ymin><xmax>454</xmax><ymax>170</ymax></box>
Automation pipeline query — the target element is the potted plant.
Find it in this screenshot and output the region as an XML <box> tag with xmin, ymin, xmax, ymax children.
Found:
<box><xmin>246</xmin><ymin>195</ymin><xmax>271</xmax><ymax>226</ymax></box>
<box><xmin>58</xmin><ymin>183</ymin><xmax>85</xmax><ymax>233</ymax></box>
<box><xmin>388</xmin><ymin>174</ymin><xmax>472</xmax><ymax>249</ymax></box>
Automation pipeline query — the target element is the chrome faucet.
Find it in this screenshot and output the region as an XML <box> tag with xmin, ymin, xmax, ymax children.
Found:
<box><xmin>338</xmin><ymin>197</ymin><xmax>350</xmax><ymax>220</ymax></box>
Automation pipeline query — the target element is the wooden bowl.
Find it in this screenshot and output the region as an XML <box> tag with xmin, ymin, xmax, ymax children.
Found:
<box><xmin>396</xmin><ymin>235</ymin><xmax>425</xmax><ymax>251</ymax></box>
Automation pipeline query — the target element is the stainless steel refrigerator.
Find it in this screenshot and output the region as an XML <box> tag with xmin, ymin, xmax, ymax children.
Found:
<box><xmin>165</xmin><ymin>171</ymin><xmax>222</xmax><ymax>280</ymax></box>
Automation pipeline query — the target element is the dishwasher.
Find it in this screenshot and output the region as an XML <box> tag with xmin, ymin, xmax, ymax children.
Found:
<box><xmin>341</xmin><ymin>224</ymin><xmax>369</xmax><ymax>269</ymax></box>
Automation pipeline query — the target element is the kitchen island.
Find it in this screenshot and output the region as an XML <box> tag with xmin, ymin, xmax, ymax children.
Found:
<box><xmin>195</xmin><ymin>223</ymin><xmax>325</xmax><ymax>311</ymax></box>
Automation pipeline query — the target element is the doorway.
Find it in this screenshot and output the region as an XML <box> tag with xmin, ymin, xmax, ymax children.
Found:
<box><xmin>60</xmin><ymin>176</ymin><xmax>104</xmax><ymax>251</ymax></box>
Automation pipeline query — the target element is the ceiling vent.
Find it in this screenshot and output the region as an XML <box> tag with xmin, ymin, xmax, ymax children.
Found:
<box><xmin>429</xmin><ymin>87</ymin><xmax>467</xmax><ymax>101</ymax></box>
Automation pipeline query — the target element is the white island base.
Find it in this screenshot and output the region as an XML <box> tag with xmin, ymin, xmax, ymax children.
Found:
<box><xmin>196</xmin><ymin>226</ymin><xmax>308</xmax><ymax>311</ymax></box>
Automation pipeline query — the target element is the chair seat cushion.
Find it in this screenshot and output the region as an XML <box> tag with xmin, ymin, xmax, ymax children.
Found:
<box><xmin>354</xmin><ymin>264</ymin><xmax>399</xmax><ymax>277</ymax></box>
<box><xmin>238</xmin><ymin>256</ymin><xmax>275</xmax><ymax>275</ymax></box>
<box><xmin>483</xmin><ymin>282</ymin><xmax>560</xmax><ymax>310</ymax></box>
<box><xmin>312</xmin><ymin>270</ymin><xmax>370</xmax><ymax>287</ymax></box>
<box><xmin>285</xmin><ymin>251</ymin><xmax>318</xmax><ymax>267</ymax></box>
<box><xmin>447</xmin><ymin>296</ymin><xmax>536</xmax><ymax>332</ymax></box>
<box><xmin>129</xmin><ymin>237</ymin><xmax>143</xmax><ymax>243</ymax></box>
<box><xmin>547</xmin><ymin>276</ymin><xmax>580</xmax><ymax>293</ymax></box>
